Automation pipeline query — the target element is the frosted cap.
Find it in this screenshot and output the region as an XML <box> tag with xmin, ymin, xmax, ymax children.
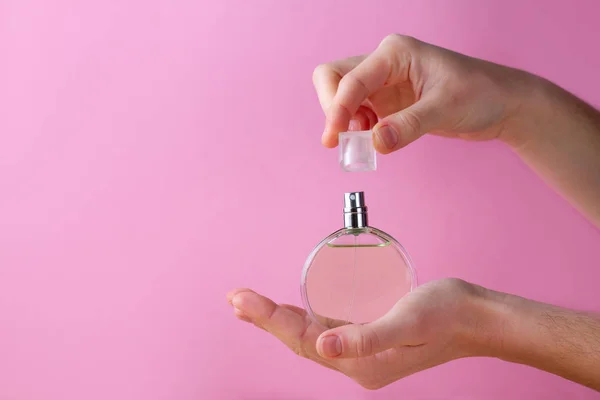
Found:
<box><xmin>339</xmin><ymin>130</ymin><xmax>377</xmax><ymax>172</ymax></box>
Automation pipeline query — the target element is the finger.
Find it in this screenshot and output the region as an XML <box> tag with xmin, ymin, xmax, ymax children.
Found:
<box><xmin>230</xmin><ymin>290</ymin><xmax>340</xmax><ymax>370</ymax></box>
<box><xmin>312</xmin><ymin>55</ymin><xmax>367</xmax><ymax>112</ymax></box>
<box><xmin>232</xmin><ymin>291</ymin><xmax>312</xmax><ymax>341</ymax></box>
<box><xmin>230</xmin><ymin>295</ymin><xmax>340</xmax><ymax>371</ymax></box>
<box><xmin>280</xmin><ymin>305</ymin><xmax>350</xmax><ymax>329</ymax></box>
<box><xmin>313</xmin><ymin>64</ymin><xmax>342</xmax><ymax>114</ymax></box>
<box><xmin>322</xmin><ymin>36</ymin><xmax>418</xmax><ymax>147</ymax></box>
<box><xmin>363</xmin><ymin>107</ymin><xmax>379</xmax><ymax>129</ymax></box>
<box><xmin>280</xmin><ymin>304</ymin><xmax>307</xmax><ymax>316</ymax></box>
<box><xmin>373</xmin><ymin>95</ymin><xmax>443</xmax><ymax>154</ymax></box>
<box><xmin>227</xmin><ymin>287</ymin><xmax>253</xmax><ymax>305</ymax></box>
<box><xmin>316</xmin><ymin>303</ymin><xmax>420</xmax><ymax>359</ymax></box>
<box><xmin>233</xmin><ymin>307</ymin><xmax>252</xmax><ymax>323</ymax></box>
<box><xmin>229</xmin><ymin>288</ymin><xmax>262</xmax><ymax>325</ymax></box>
<box><xmin>348</xmin><ymin>106</ymin><xmax>374</xmax><ymax>131</ymax></box>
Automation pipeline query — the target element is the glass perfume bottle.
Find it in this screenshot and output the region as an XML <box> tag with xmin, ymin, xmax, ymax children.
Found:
<box><xmin>301</xmin><ymin>192</ymin><xmax>416</xmax><ymax>328</ymax></box>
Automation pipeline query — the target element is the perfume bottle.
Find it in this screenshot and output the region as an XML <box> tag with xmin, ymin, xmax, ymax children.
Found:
<box><xmin>301</xmin><ymin>192</ymin><xmax>416</xmax><ymax>328</ymax></box>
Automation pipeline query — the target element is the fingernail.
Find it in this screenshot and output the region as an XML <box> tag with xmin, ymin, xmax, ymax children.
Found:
<box><xmin>374</xmin><ymin>124</ymin><xmax>398</xmax><ymax>150</ymax></box>
<box><xmin>348</xmin><ymin>119</ymin><xmax>361</xmax><ymax>131</ymax></box>
<box><xmin>320</xmin><ymin>335</ymin><xmax>342</xmax><ymax>357</ymax></box>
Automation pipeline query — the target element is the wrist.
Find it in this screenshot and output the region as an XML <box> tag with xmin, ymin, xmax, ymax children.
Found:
<box><xmin>454</xmin><ymin>283</ymin><xmax>517</xmax><ymax>359</ymax></box>
<box><xmin>460</xmin><ymin>284</ymin><xmax>547</xmax><ymax>364</ymax></box>
<box><xmin>497</xmin><ymin>72</ymin><xmax>553</xmax><ymax>150</ymax></box>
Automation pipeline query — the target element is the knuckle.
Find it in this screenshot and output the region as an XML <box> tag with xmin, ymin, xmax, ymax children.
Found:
<box><xmin>381</xmin><ymin>34</ymin><xmax>419</xmax><ymax>50</ymax></box>
<box><xmin>355</xmin><ymin>332</ymin><xmax>375</xmax><ymax>357</ymax></box>
<box><xmin>298</xmin><ymin>318</ymin><xmax>313</xmax><ymax>341</ymax></box>
<box><xmin>398</xmin><ymin>110</ymin><xmax>422</xmax><ymax>135</ymax></box>
<box><xmin>379</xmin><ymin>35</ymin><xmax>419</xmax><ymax>84</ymax></box>
<box><xmin>265</xmin><ymin>303</ymin><xmax>278</xmax><ymax>321</ymax></box>
<box><xmin>312</xmin><ymin>63</ymin><xmax>330</xmax><ymax>83</ymax></box>
<box><xmin>339</xmin><ymin>73</ymin><xmax>368</xmax><ymax>95</ymax></box>
<box><xmin>445</xmin><ymin>277</ymin><xmax>469</xmax><ymax>288</ymax></box>
<box><xmin>338</xmin><ymin>73</ymin><xmax>351</xmax><ymax>87</ymax></box>
<box><xmin>381</xmin><ymin>33</ymin><xmax>403</xmax><ymax>46</ymax></box>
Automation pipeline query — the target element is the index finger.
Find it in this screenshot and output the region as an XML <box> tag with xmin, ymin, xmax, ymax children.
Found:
<box><xmin>312</xmin><ymin>55</ymin><xmax>367</xmax><ymax>112</ymax></box>
<box><xmin>229</xmin><ymin>289</ymin><xmax>341</xmax><ymax>370</ymax></box>
<box><xmin>322</xmin><ymin>36</ymin><xmax>416</xmax><ymax>147</ymax></box>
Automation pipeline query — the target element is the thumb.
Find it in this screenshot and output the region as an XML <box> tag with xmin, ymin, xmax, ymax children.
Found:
<box><xmin>373</xmin><ymin>97</ymin><xmax>442</xmax><ymax>154</ymax></box>
<box><xmin>316</xmin><ymin>313</ymin><xmax>415</xmax><ymax>359</ymax></box>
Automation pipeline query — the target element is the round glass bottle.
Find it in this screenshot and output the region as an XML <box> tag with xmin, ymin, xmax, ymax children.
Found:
<box><xmin>301</xmin><ymin>192</ymin><xmax>417</xmax><ymax>328</ymax></box>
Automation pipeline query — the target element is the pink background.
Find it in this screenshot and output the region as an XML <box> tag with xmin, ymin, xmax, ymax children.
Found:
<box><xmin>1</xmin><ymin>0</ymin><xmax>600</xmax><ymax>399</ymax></box>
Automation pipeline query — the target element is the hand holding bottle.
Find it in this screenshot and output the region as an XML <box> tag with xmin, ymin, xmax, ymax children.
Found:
<box><xmin>227</xmin><ymin>279</ymin><xmax>488</xmax><ymax>389</ymax></box>
<box><xmin>228</xmin><ymin>278</ymin><xmax>600</xmax><ymax>391</ymax></box>
<box><xmin>227</xmin><ymin>36</ymin><xmax>600</xmax><ymax>390</ymax></box>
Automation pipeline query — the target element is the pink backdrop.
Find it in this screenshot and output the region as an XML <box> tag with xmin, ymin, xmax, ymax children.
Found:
<box><xmin>1</xmin><ymin>0</ymin><xmax>600</xmax><ymax>399</ymax></box>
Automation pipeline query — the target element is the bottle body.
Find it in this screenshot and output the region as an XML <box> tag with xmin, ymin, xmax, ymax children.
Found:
<box><xmin>301</xmin><ymin>226</ymin><xmax>416</xmax><ymax>328</ymax></box>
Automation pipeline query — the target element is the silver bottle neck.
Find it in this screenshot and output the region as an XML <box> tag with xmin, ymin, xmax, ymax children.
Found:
<box><xmin>343</xmin><ymin>192</ymin><xmax>368</xmax><ymax>229</ymax></box>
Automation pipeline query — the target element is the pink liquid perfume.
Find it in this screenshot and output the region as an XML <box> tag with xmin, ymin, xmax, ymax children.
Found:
<box><xmin>301</xmin><ymin>192</ymin><xmax>417</xmax><ymax>328</ymax></box>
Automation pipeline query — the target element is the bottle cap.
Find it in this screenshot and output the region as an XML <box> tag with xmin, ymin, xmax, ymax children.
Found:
<box><xmin>339</xmin><ymin>130</ymin><xmax>377</xmax><ymax>172</ymax></box>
